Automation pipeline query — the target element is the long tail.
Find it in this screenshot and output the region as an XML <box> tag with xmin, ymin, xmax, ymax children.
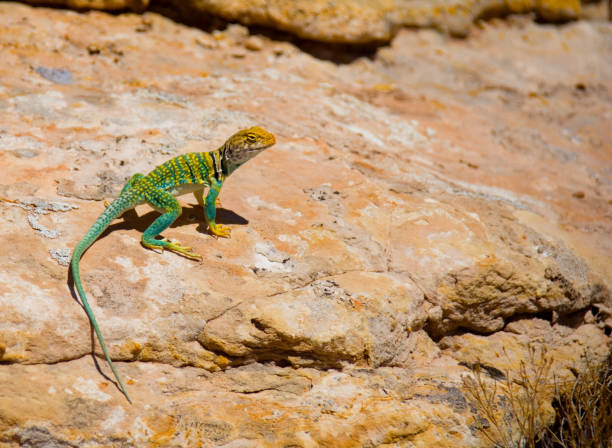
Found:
<box><xmin>71</xmin><ymin>195</ymin><xmax>134</xmax><ymax>403</ymax></box>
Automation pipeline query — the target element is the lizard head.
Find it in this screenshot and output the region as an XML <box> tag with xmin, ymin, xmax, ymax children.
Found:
<box><xmin>222</xmin><ymin>126</ymin><xmax>276</xmax><ymax>173</ymax></box>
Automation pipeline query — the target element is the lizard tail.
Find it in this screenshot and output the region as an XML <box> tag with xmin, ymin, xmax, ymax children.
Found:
<box><xmin>71</xmin><ymin>196</ymin><xmax>134</xmax><ymax>403</ymax></box>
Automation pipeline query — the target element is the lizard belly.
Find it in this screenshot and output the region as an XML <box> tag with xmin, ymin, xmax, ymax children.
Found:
<box><xmin>167</xmin><ymin>183</ymin><xmax>204</xmax><ymax>197</ymax></box>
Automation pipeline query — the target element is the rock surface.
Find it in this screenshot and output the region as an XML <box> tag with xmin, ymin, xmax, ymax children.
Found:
<box><xmin>170</xmin><ymin>0</ymin><xmax>584</xmax><ymax>40</ymax></box>
<box><xmin>0</xmin><ymin>2</ymin><xmax>611</xmax><ymax>447</ymax></box>
<box><xmin>20</xmin><ymin>0</ymin><xmax>587</xmax><ymax>42</ymax></box>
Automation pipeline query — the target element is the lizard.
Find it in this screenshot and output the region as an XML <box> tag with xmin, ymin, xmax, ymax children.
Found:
<box><xmin>70</xmin><ymin>126</ymin><xmax>276</xmax><ymax>403</ymax></box>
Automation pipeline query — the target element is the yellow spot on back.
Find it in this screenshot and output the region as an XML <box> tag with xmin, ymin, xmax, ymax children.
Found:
<box><xmin>203</xmin><ymin>152</ymin><xmax>215</xmax><ymax>181</ymax></box>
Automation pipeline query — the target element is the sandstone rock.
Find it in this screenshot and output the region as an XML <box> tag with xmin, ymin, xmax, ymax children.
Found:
<box><xmin>198</xmin><ymin>271</ymin><xmax>427</xmax><ymax>367</ymax></box>
<box><xmin>244</xmin><ymin>36</ymin><xmax>264</xmax><ymax>52</ymax></box>
<box><xmin>20</xmin><ymin>0</ymin><xmax>583</xmax><ymax>42</ymax></box>
<box><xmin>0</xmin><ymin>2</ymin><xmax>610</xmax><ymax>447</ymax></box>
<box><xmin>439</xmin><ymin>321</ymin><xmax>611</xmax><ymax>379</ymax></box>
<box><xmin>25</xmin><ymin>0</ymin><xmax>149</xmax><ymax>11</ymax></box>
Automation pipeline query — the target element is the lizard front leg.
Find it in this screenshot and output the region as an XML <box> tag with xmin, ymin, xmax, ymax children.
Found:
<box><xmin>195</xmin><ymin>179</ymin><xmax>231</xmax><ymax>238</ymax></box>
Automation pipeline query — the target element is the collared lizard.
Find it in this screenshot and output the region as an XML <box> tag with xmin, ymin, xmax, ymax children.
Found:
<box><xmin>71</xmin><ymin>126</ymin><xmax>276</xmax><ymax>403</ymax></box>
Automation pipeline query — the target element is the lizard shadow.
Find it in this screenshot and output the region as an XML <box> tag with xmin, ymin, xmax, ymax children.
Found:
<box><xmin>66</xmin><ymin>268</ymin><xmax>120</xmax><ymax>392</ymax></box>
<box><xmin>99</xmin><ymin>204</ymin><xmax>249</xmax><ymax>238</ymax></box>
<box><xmin>66</xmin><ymin>203</ymin><xmax>248</xmax><ymax>396</ymax></box>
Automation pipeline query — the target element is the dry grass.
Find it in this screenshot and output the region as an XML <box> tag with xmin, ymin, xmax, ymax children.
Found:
<box><xmin>543</xmin><ymin>352</ymin><xmax>612</xmax><ymax>448</ymax></box>
<box><xmin>462</xmin><ymin>344</ymin><xmax>554</xmax><ymax>448</ymax></box>
<box><xmin>462</xmin><ymin>344</ymin><xmax>612</xmax><ymax>448</ymax></box>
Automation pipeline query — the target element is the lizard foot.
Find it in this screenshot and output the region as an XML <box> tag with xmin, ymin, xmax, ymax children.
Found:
<box><xmin>142</xmin><ymin>239</ymin><xmax>202</xmax><ymax>260</ymax></box>
<box><xmin>209</xmin><ymin>223</ymin><xmax>231</xmax><ymax>239</ymax></box>
<box><xmin>164</xmin><ymin>240</ymin><xmax>203</xmax><ymax>260</ymax></box>
<box><xmin>215</xmin><ymin>198</ymin><xmax>222</xmax><ymax>208</ymax></box>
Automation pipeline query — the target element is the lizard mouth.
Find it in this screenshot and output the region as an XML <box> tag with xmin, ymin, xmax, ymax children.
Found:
<box><xmin>247</xmin><ymin>143</ymin><xmax>273</xmax><ymax>152</ymax></box>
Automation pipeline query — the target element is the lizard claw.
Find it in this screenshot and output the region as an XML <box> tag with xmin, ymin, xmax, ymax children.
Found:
<box><xmin>165</xmin><ymin>240</ymin><xmax>203</xmax><ymax>260</ymax></box>
<box><xmin>142</xmin><ymin>239</ymin><xmax>202</xmax><ymax>259</ymax></box>
<box><xmin>209</xmin><ymin>223</ymin><xmax>231</xmax><ymax>239</ymax></box>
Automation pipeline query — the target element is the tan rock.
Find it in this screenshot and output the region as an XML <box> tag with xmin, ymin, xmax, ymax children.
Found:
<box><xmin>25</xmin><ymin>0</ymin><xmax>149</xmax><ymax>11</ymax></box>
<box><xmin>0</xmin><ymin>357</ymin><xmax>484</xmax><ymax>447</ymax></box>
<box><xmin>20</xmin><ymin>0</ymin><xmax>582</xmax><ymax>42</ymax></box>
<box><xmin>198</xmin><ymin>271</ymin><xmax>426</xmax><ymax>367</ymax></box>
<box><xmin>171</xmin><ymin>0</ymin><xmax>582</xmax><ymax>41</ymax></box>
<box><xmin>245</xmin><ymin>36</ymin><xmax>265</xmax><ymax>52</ymax></box>
<box><xmin>0</xmin><ymin>2</ymin><xmax>610</xmax><ymax>447</ymax></box>
<box><xmin>440</xmin><ymin>322</ymin><xmax>610</xmax><ymax>378</ymax></box>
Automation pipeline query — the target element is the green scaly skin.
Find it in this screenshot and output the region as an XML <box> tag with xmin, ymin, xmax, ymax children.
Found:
<box><xmin>71</xmin><ymin>127</ymin><xmax>276</xmax><ymax>403</ymax></box>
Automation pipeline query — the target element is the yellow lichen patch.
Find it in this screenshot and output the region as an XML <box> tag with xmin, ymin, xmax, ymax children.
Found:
<box><xmin>0</xmin><ymin>350</ymin><xmax>27</xmax><ymax>363</ymax></box>
<box><xmin>132</xmin><ymin>339</ymin><xmax>224</xmax><ymax>372</ymax></box>
<box><xmin>124</xmin><ymin>78</ymin><xmax>148</xmax><ymax>87</ymax></box>
<box><xmin>135</xmin><ymin>343</ymin><xmax>156</xmax><ymax>361</ymax></box>
<box><xmin>536</xmin><ymin>0</ymin><xmax>581</xmax><ymax>16</ymax></box>
<box><xmin>371</xmin><ymin>83</ymin><xmax>394</xmax><ymax>92</ymax></box>
<box><xmin>429</xmin><ymin>99</ymin><xmax>446</xmax><ymax>110</ymax></box>
<box><xmin>144</xmin><ymin>413</ymin><xmax>178</xmax><ymax>447</ymax></box>
<box><xmin>126</xmin><ymin>340</ymin><xmax>143</xmax><ymax>358</ymax></box>
<box><xmin>505</xmin><ymin>0</ymin><xmax>535</xmax><ymax>14</ymax></box>
<box><xmin>214</xmin><ymin>355</ymin><xmax>229</xmax><ymax>368</ymax></box>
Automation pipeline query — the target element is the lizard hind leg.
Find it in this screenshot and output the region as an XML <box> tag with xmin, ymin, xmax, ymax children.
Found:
<box><xmin>142</xmin><ymin>189</ymin><xmax>202</xmax><ymax>260</ymax></box>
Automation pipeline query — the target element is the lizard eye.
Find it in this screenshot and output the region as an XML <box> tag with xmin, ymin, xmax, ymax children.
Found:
<box><xmin>246</xmin><ymin>133</ymin><xmax>257</xmax><ymax>143</ymax></box>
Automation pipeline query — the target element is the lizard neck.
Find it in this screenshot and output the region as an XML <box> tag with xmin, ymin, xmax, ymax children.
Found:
<box><xmin>202</xmin><ymin>147</ymin><xmax>226</xmax><ymax>181</ymax></box>
<box><xmin>219</xmin><ymin>144</ymin><xmax>231</xmax><ymax>177</ymax></box>
<box><xmin>220</xmin><ymin>143</ymin><xmax>247</xmax><ymax>177</ymax></box>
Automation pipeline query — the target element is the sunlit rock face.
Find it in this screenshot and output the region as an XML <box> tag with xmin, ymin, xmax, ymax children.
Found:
<box><xmin>20</xmin><ymin>0</ymin><xmax>584</xmax><ymax>41</ymax></box>
<box><xmin>0</xmin><ymin>2</ymin><xmax>610</xmax><ymax>447</ymax></box>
